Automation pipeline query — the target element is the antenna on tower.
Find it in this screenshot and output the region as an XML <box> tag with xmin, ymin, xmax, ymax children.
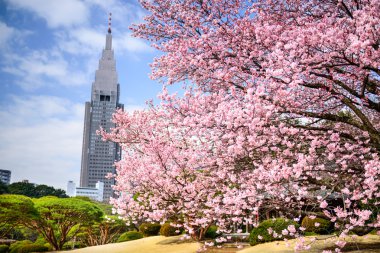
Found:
<box><xmin>108</xmin><ymin>12</ymin><xmax>112</xmax><ymax>34</ymax></box>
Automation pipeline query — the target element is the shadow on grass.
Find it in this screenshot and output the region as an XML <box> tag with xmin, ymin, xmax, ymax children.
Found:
<box><xmin>156</xmin><ymin>236</ymin><xmax>195</xmax><ymax>245</ymax></box>
<box><xmin>324</xmin><ymin>241</ymin><xmax>380</xmax><ymax>252</ymax></box>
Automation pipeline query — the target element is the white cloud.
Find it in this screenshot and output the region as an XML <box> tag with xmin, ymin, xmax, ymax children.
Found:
<box><xmin>0</xmin><ymin>95</ymin><xmax>145</xmax><ymax>190</ymax></box>
<box><xmin>6</xmin><ymin>0</ymin><xmax>89</xmax><ymax>28</ymax></box>
<box><xmin>114</xmin><ymin>33</ymin><xmax>153</xmax><ymax>54</ymax></box>
<box><xmin>123</xmin><ymin>104</ymin><xmax>145</xmax><ymax>113</ymax></box>
<box><xmin>0</xmin><ymin>21</ymin><xmax>33</xmax><ymax>50</ymax></box>
<box><xmin>57</xmin><ymin>26</ymin><xmax>153</xmax><ymax>57</ymax></box>
<box><xmin>2</xmin><ymin>49</ymin><xmax>90</xmax><ymax>90</ymax></box>
<box><xmin>58</xmin><ymin>28</ymin><xmax>105</xmax><ymax>55</ymax></box>
<box><xmin>0</xmin><ymin>22</ymin><xmax>15</xmax><ymax>48</ymax></box>
<box><xmin>84</xmin><ymin>0</ymin><xmax>146</xmax><ymax>27</ymax></box>
<box><xmin>0</xmin><ymin>95</ymin><xmax>85</xmax><ymax>190</ymax></box>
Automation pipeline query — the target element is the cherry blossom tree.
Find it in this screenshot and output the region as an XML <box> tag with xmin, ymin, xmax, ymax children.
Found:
<box><xmin>103</xmin><ymin>0</ymin><xmax>380</xmax><ymax>249</ymax></box>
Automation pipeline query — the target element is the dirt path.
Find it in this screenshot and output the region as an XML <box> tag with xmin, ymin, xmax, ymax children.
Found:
<box><xmin>240</xmin><ymin>234</ymin><xmax>380</xmax><ymax>253</ymax></box>
<box><xmin>64</xmin><ymin>236</ymin><xmax>199</xmax><ymax>253</ymax></box>
<box><xmin>59</xmin><ymin>234</ymin><xmax>380</xmax><ymax>253</ymax></box>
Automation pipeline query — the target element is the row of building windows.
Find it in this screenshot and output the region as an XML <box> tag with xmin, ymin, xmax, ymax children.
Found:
<box><xmin>77</xmin><ymin>191</ymin><xmax>98</xmax><ymax>195</ymax></box>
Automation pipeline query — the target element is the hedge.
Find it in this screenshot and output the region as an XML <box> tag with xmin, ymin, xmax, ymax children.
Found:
<box><xmin>17</xmin><ymin>244</ymin><xmax>48</xmax><ymax>253</ymax></box>
<box><xmin>249</xmin><ymin>218</ymin><xmax>299</xmax><ymax>246</ymax></box>
<box><xmin>160</xmin><ymin>223</ymin><xmax>181</xmax><ymax>237</ymax></box>
<box><xmin>9</xmin><ymin>240</ymin><xmax>32</xmax><ymax>253</ymax></box>
<box><xmin>301</xmin><ymin>216</ymin><xmax>332</xmax><ymax>235</ymax></box>
<box><xmin>205</xmin><ymin>225</ymin><xmax>219</xmax><ymax>239</ymax></box>
<box><xmin>0</xmin><ymin>245</ymin><xmax>9</xmax><ymax>253</ymax></box>
<box><xmin>117</xmin><ymin>231</ymin><xmax>144</xmax><ymax>242</ymax></box>
<box><xmin>139</xmin><ymin>223</ymin><xmax>161</xmax><ymax>236</ymax></box>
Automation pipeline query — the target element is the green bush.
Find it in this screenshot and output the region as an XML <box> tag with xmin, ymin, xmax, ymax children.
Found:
<box><xmin>249</xmin><ymin>218</ymin><xmax>299</xmax><ymax>246</ymax></box>
<box><xmin>351</xmin><ymin>226</ymin><xmax>373</xmax><ymax>236</ymax></box>
<box><xmin>139</xmin><ymin>223</ymin><xmax>161</xmax><ymax>236</ymax></box>
<box><xmin>205</xmin><ymin>225</ymin><xmax>219</xmax><ymax>239</ymax></box>
<box><xmin>301</xmin><ymin>217</ymin><xmax>332</xmax><ymax>235</ymax></box>
<box><xmin>17</xmin><ymin>244</ymin><xmax>48</xmax><ymax>253</ymax></box>
<box><xmin>0</xmin><ymin>245</ymin><xmax>9</xmax><ymax>253</ymax></box>
<box><xmin>9</xmin><ymin>241</ymin><xmax>48</xmax><ymax>253</ymax></box>
<box><xmin>62</xmin><ymin>241</ymin><xmax>85</xmax><ymax>250</ymax></box>
<box><xmin>9</xmin><ymin>240</ymin><xmax>32</xmax><ymax>253</ymax></box>
<box><xmin>117</xmin><ymin>231</ymin><xmax>144</xmax><ymax>242</ymax></box>
<box><xmin>159</xmin><ymin>223</ymin><xmax>181</xmax><ymax>237</ymax></box>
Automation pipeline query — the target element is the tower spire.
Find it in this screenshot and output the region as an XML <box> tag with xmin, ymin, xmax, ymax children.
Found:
<box><xmin>105</xmin><ymin>12</ymin><xmax>112</xmax><ymax>50</ymax></box>
<box><xmin>108</xmin><ymin>12</ymin><xmax>112</xmax><ymax>34</ymax></box>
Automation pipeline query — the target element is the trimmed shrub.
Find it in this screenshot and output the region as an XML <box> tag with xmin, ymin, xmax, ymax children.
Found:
<box><xmin>62</xmin><ymin>242</ymin><xmax>85</xmax><ymax>250</ymax></box>
<box><xmin>9</xmin><ymin>240</ymin><xmax>32</xmax><ymax>253</ymax></box>
<box><xmin>205</xmin><ymin>225</ymin><xmax>219</xmax><ymax>239</ymax></box>
<box><xmin>18</xmin><ymin>244</ymin><xmax>48</xmax><ymax>253</ymax></box>
<box><xmin>249</xmin><ymin>218</ymin><xmax>299</xmax><ymax>246</ymax></box>
<box><xmin>0</xmin><ymin>245</ymin><xmax>9</xmax><ymax>253</ymax></box>
<box><xmin>301</xmin><ymin>217</ymin><xmax>332</xmax><ymax>235</ymax></box>
<box><xmin>117</xmin><ymin>231</ymin><xmax>144</xmax><ymax>242</ymax></box>
<box><xmin>160</xmin><ymin>223</ymin><xmax>181</xmax><ymax>237</ymax></box>
<box><xmin>351</xmin><ymin>226</ymin><xmax>373</xmax><ymax>236</ymax></box>
<box><xmin>139</xmin><ymin>223</ymin><xmax>161</xmax><ymax>237</ymax></box>
<box><xmin>9</xmin><ymin>241</ymin><xmax>48</xmax><ymax>253</ymax></box>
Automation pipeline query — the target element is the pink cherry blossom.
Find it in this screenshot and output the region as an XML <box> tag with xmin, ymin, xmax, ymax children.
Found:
<box><xmin>101</xmin><ymin>0</ymin><xmax>380</xmax><ymax>248</ymax></box>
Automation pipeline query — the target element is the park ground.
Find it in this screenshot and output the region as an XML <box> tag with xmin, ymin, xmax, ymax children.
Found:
<box><xmin>62</xmin><ymin>234</ymin><xmax>380</xmax><ymax>253</ymax></box>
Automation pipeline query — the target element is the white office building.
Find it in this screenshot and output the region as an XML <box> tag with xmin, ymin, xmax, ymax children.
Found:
<box><xmin>66</xmin><ymin>180</ymin><xmax>104</xmax><ymax>202</ymax></box>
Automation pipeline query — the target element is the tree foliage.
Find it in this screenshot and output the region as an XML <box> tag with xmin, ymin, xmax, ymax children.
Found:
<box><xmin>78</xmin><ymin>216</ymin><xmax>128</xmax><ymax>246</ymax></box>
<box><xmin>0</xmin><ymin>195</ymin><xmax>104</xmax><ymax>250</ymax></box>
<box><xmin>7</xmin><ymin>182</ymin><xmax>68</xmax><ymax>198</ymax></box>
<box><xmin>29</xmin><ymin>197</ymin><xmax>104</xmax><ymax>250</ymax></box>
<box><xmin>102</xmin><ymin>0</ymin><xmax>380</xmax><ymax>250</ymax></box>
<box><xmin>0</xmin><ymin>195</ymin><xmax>38</xmax><ymax>237</ymax></box>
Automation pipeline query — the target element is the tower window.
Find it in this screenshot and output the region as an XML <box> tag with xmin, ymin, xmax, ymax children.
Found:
<box><xmin>100</xmin><ymin>95</ymin><xmax>111</xmax><ymax>101</ymax></box>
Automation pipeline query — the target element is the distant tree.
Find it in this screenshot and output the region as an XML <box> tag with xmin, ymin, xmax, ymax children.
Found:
<box><xmin>8</xmin><ymin>182</ymin><xmax>68</xmax><ymax>198</ymax></box>
<box><xmin>34</xmin><ymin>184</ymin><xmax>68</xmax><ymax>198</ymax></box>
<box><xmin>8</xmin><ymin>182</ymin><xmax>36</xmax><ymax>197</ymax></box>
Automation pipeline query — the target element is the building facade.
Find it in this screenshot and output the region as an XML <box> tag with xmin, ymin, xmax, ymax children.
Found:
<box><xmin>0</xmin><ymin>169</ymin><xmax>11</xmax><ymax>185</ymax></box>
<box><xmin>66</xmin><ymin>180</ymin><xmax>104</xmax><ymax>202</ymax></box>
<box><xmin>79</xmin><ymin>23</ymin><xmax>123</xmax><ymax>202</ymax></box>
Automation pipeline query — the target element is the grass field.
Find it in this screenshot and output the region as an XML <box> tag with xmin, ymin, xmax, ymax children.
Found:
<box><xmin>61</xmin><ymin>234</ymin><xmax>380</xmax><ymax>253</ymax></box>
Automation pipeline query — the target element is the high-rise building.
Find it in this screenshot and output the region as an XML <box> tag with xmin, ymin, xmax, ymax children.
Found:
<box><xmin>80</xmin><ymin>15</ymin><xmax>123</xmax><ymax>202</ymax></box>
<box><xmin>0</xmin><ymin>169</ymin><xmax>11</xmax><ymax>185</ymax></box>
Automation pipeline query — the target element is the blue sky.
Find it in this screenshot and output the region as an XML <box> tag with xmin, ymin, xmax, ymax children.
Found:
<box><xmin>0</xmin><ymin>0</ymin><xmax>165</xmax><ymax>190</ymax></box>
